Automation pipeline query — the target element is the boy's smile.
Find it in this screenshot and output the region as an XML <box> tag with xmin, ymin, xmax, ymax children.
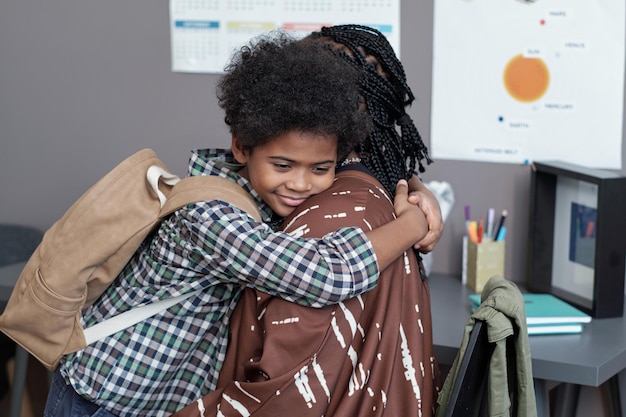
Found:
<box><xmin>232</xmin><ymin>131</ymin><xmax>338</xmax><ymax>218</ymax></box>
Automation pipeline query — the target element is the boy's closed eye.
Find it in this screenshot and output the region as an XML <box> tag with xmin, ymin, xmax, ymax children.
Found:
<box><xmin>312</xmin><ymin>166</ymin><xmax>332</xmax><ymax>174</ymax></box>
<box><xmin>273</xmin><ymin>163</ymin><xmax>332</xmax><ymax>174</ymax></box>
<box><xmin>270</xmin><ymin>157</ymin><xmax>334</xmax><ymax>173</ymax></box>
<box><xmin>273</xmin><ymin>162</ymin><xmax>292</xmax><ymax>171</ymax></box>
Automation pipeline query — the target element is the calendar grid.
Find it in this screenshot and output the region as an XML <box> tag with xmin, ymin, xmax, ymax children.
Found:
<box><xmin>170</xmin><ymin>0</ymin><xmax>400</xmax><ymax>73</ymax></box>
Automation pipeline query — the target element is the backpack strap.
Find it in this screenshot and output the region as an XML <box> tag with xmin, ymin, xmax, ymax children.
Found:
<box><xmin>83</xmin><ymin>289</ymin><xmax>203</xmax><ymax>344</ymax></box>
<box><xmin>162</xmin><ymin>175</ymin><xmax>262</xmax><ymax>222</ymax></box>
<box><xmin>146</xmin><ymin>164</ymin><xmax>262</xmax><ymax>222</ymax></box>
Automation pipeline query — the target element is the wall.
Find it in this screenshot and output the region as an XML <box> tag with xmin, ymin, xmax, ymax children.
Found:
<box><xmin>1</xmin><ymin>1</ymin><xmax>625</xmax><ymax>415</ymax></box>
<box><xmin>2</xmin><ymin>2</ymin><xmax>625</xmax><ymax>294</ymax></box>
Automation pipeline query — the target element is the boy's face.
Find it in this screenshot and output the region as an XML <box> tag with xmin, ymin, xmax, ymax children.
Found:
<box><xmin>232</xmin><ymin>131</ymin><xmax>338</xmax><ymax>218</ymax></box>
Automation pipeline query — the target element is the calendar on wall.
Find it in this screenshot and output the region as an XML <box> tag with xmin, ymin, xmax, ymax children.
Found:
<box><xmin>170</xmin><ymin>0</ymin><xmax>400</xmax><ymax>73</ymax></box>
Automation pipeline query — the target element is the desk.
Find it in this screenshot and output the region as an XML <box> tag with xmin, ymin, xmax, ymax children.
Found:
<box><xmin>0</xmin><ymin>261</ymin><xmax>29</xmax><ymax>417</ymax></box>
<box><xmin>430</xmin><ymin>273</ymin><xmax>626</xmax><ymax>417</ymax></box>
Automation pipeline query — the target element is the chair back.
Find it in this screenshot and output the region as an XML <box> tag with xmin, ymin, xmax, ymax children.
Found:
<box><xmin>442</xmin><ymin>319</ymin><xmax>495</xmax><ymax>417</ymax></box>
<box><xmin>0</xmin><ymin>224</ymin><xmax>43</xmax><ymax>267</ymax></box>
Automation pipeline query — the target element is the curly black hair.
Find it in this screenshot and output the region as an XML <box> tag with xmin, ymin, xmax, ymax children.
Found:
<box><xmin>217</xmin><ymin>31</ymin><xmax>372</xmax><ymax>158</ymax></box>
<box><xmin>308</xmin><ymin>24</ymin><xmax>433</xmax><ymax>197</ymax></box>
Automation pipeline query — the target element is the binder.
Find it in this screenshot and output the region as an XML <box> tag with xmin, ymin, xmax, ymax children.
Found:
<box><xmin>469</xmin><ymin>293</ymin><xmax>591</xmax><ymax>335</ymax></box>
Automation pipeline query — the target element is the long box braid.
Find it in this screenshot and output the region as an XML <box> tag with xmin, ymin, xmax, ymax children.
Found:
<box><xmin>309</xmin><ymin>24</ymin><xmax>433</xmax><ymax>197</ymax></box>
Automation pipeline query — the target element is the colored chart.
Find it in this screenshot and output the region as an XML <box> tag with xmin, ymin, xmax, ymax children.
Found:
<box><xmin>431</xmin><ymin>0</ymin><xmax>625</xmax><ymax>168</ymax></box>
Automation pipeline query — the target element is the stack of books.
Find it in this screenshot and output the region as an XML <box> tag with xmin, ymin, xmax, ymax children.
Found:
<box><xmin>469</xmin><ymin>293</ymin><xmax>592</xmax><ymax>335</ymax></box>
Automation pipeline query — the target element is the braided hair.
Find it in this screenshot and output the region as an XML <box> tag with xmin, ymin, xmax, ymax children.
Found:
<box><xmin>309</xmin><ymin>24</ymin><xmax>433</xmax><ymax>196</ymax></box>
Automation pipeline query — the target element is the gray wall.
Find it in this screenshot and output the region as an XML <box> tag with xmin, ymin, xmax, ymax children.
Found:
<box><xmin>1</xmin><ymin>0</ymin><xmax>625</xmax><ymax>286</ymax></box>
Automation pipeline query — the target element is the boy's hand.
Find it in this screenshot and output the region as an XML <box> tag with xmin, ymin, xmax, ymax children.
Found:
<box><xmin>394</xmin><ymin>180</ymin><xmax>428</xmax><ymax>245</ymax></box>
<box><xmin>407</xmin><ymin>175</ymin><xmax>443</xmax><ymax>253</ymax></box>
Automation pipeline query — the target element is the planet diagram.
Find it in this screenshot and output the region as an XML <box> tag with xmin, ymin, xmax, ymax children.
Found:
<box><xmin>503</xmin><ymin>53</ymin><xmax>550</xmax><ymax>103</ymax></box>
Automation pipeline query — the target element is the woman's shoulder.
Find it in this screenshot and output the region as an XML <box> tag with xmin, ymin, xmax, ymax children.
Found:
<box><xmin>333</xmin><ymin>170</ymin><xmax>391</xmax><ymax>202</ymax></box>
<box><xmin>281</xmin><ymin>170</ymin><xmax>394</xmax><ymax>233</ymax></box>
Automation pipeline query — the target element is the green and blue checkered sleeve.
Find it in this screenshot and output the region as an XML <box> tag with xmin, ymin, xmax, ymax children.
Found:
<box><xmin>194</xmin><ymin>201</ymin><xmax>379</xmax><ymax>307</ymax></box>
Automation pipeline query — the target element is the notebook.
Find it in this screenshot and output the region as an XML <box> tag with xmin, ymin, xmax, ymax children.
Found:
<box><xmin>469</xmin><ymin>293</ymin><xmax>592</xmax><ymax>325</ymax></box>
<box><xmin>526</xmin><ymin>322</ymin><xmax>584</xmax><ymax>335</ymax></box>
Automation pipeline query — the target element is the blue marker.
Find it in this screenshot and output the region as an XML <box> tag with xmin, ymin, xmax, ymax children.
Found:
<box><xmin>496</xmin><ymin>226</ymin><xmax>507</xmax><ymax>242</ymax></box>
<box><xmin>493</xmin><ymin>209</ymin><xmax>508</xmax><ymax>241</ymax></box>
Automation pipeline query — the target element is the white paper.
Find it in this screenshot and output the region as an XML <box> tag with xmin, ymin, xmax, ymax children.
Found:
<box><xmin>170</xmin><ymin>0</ymin><xmax>400</xmax><ymax>74</ymax></box>
<box><xmin>431</xmin><ymin>0</ymin><xmax>625</xmax><ymax>169</ymax></box>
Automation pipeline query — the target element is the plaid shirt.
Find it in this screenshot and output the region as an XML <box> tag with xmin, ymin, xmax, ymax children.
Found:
<box><xmin>59</xmin><ymin>149</ymin><xmax>379</xmax><ymax>417</ymax></box>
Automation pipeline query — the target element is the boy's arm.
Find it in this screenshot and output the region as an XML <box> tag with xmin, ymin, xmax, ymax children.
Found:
<box><xmin>195</xmin><ymin>183</ymin><xmax>426</xmax><ymax>307</ymax></box>
<box><xmin>196</xmin><ymin>202</ymin><xmax>379</xmax><ymax>307</ymax></box>
<box><xmin>364</xmin><ymin>179</ymin><xmax>428</xmax><ymax>271</ymax></box>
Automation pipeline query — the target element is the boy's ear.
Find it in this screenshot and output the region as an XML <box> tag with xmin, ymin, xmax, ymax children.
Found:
<box><xmin>231</xmin><ymin>135</ymin><xmax>249</xmax><ymax>164</ymax></box>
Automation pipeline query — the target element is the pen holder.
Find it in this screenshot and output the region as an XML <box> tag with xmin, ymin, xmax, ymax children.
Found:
<box><xmin>466</xmin><ymin>240</ymin><xmax>505</xmax><ymax>293</ymax></box>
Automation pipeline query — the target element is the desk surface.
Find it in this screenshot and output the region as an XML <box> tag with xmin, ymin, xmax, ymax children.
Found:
<box><xmin>430</xmin><ymin>272</ymin><xmax>626</xmax><ymax>387</ymax></box>
<box><xmin>2</xmin><ymin>263</ymin><xmax>626</xmax><ymax>388</ymax></box>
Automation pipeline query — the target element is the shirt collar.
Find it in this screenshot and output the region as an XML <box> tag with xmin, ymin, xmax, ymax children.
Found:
<box><xmin>188</xmin><ymin>148</ymin><xmax>275</xmax><ymax>223</ymax></box>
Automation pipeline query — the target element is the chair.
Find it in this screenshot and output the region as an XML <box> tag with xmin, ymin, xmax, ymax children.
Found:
<box><xmin>0</xmin><ymin>224</ymin><xmax>43</xmax><ymax>417</ymax></box>
<box><xmin>438</xmin><ymin>275</ymin><xmax>535</xmax><ymax>417</ymax></box>
<box><xmin>441</xmin><ymin>320</ymin><xmax>494</xmax><ymax>417</ymax></box>
<box><xmin>0</xmin><ymin>224</ymin><xmax>43</xmax><ymax>267</ymax></box>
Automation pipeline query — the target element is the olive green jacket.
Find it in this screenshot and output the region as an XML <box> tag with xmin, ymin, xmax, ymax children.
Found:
<box><xmin>437</xmin><ymin>275</ymin><xmax>537</xmax><ymax>417</ymax></box>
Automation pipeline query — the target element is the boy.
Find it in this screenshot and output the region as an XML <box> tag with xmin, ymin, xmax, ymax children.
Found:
<box><xmin>44</xmin><ymin>33</ymin><xmax>428</xmax><ymax>417</ymax></box>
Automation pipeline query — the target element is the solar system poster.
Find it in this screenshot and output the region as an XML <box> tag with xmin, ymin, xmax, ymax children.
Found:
<box><xmin>430</xmin><ymin>0</ymin><xmax>625</xmax><ymax>169</ymax></box>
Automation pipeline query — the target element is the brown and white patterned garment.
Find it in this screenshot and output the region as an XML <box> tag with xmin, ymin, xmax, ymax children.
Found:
<box><xmin>172</xmin><ymin>167</ymin><xmax>441</xmax><ymax>417</ymax></box>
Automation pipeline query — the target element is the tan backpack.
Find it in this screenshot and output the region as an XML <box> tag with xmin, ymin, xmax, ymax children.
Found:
<box><xmin>0</xmin><ymin>148</ymin><xmax>261</xmax><ymax>370</ymax></box>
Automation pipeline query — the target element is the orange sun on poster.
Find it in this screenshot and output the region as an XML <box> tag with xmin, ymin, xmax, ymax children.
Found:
<box><xmin>503</xmin><ymin>54</ymin><xmax>550</xmax><ymax>102</ymax></box>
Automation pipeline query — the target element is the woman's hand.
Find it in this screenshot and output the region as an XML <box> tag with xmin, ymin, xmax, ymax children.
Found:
<box><xmin>408</xmin><ymin>175</ymin><xmax>443</xmax><ymax>253</ymax></box>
